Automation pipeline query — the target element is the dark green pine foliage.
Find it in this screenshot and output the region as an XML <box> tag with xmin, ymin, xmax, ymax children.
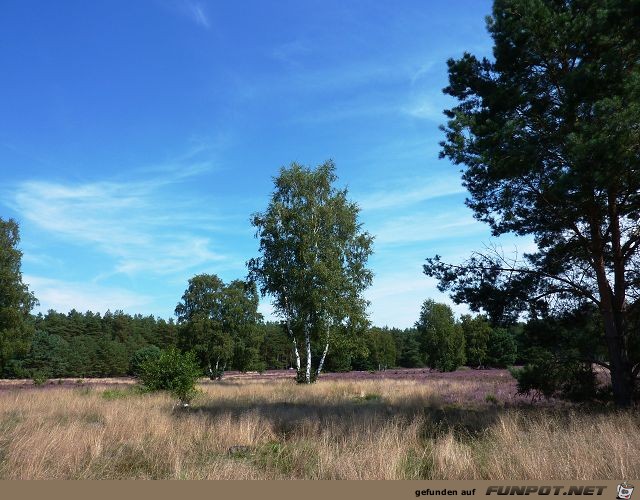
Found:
<box><xmin>486</xmin><ymin>327</ymin><xmax>517</xmax><ymax>368</ymax></box>
<box><xmin>513</xmin><ymin>305</ymin><xmax>607</xmax><ymax>401</ymax></box>
<box><xmin>25</xmin><ymin>331</ymin><xmax>69</xmax><ymax>378</ymax></box>
<box><xmin>393</xmin><ymin>328</ymin><xmax>424</xmax><ymax>368</ymax></box>
<box><xmin>425</xmin><ymin>0</ymin><xmax>640</xmax><ymax>406</ymax></box>
<box><xmin>14</xmin><ymin>309</ymin><xmax>178</xmax><ymax>378</ymax></box>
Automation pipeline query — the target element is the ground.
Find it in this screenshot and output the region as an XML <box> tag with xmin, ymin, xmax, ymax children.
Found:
<box><xmin>0</xmin><ymin>369</ymin><xmax>637</xmax><ymax>479</ymax></box>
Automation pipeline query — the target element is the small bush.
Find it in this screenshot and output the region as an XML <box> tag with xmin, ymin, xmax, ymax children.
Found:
<box><xmin>511</xmin><ymin>348</ymin><xmax>600</xmax><ymax>402</ymax></box>
<box><xmin>130</xmin><ymin>345</ymin><xmax>162</xmax><ymax>376</ymax></box>
<box><xmin>138</xmin><ymin>348</ymin><xmax>201</xmax><ymax>405</ymax></box>
<box><xmin>32</xmin><ymin>372</ymin><xmax>48</xmax><ymax>386</ymax></box>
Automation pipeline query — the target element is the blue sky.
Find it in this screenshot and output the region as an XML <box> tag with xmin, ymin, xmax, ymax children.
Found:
<box><xmin>0</xmin><ymin>0</ymin><xmax>533</xmax><ymax>328</ymax></box>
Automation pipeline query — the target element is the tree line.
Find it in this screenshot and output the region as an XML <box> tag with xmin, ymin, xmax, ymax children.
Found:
<box><xmin>0</xmin><ymin>299</ymin><xmax>521</xmax><ymax>381</ymax></box>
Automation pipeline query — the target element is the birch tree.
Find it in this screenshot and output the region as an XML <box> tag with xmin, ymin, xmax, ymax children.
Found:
<box><xmin>175</xmin><ymin>274</ymin><xmax>261</xmax><ymax>378</ymax></box>
<box><xmin>248</xmin><ymin>161</ymin><xmax>373</xmax><ymax>383</ymax></box>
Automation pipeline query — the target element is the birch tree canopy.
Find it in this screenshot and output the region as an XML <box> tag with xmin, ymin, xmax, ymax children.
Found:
<box><xmin>248</xmin><ymin>161</ymin><xmax>373</xmax><ymax>383</ymax></box>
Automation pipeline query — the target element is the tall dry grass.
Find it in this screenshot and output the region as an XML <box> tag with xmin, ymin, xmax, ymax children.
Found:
<box><xmin>0</xmin><ymin>378</ymin><xmax>637</xmax><ymax>479</ymax></box>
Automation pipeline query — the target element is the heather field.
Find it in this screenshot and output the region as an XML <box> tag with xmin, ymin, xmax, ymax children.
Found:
<box><xmin>0</xmin><ymin>369</ymin><xmax>638</xmax><ymax>479</ymax></box>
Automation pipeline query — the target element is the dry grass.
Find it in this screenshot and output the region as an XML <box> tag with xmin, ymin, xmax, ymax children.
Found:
<box><xmin>0</xmin><ymin>378</ymin><xmax>637</xmax><ymax>479</ymax></box>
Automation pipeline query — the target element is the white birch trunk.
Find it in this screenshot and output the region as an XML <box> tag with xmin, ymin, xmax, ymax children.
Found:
<box><xmin>305</xmin><ymin>325</ymin><xmax>312</xmax><ymax>384</ymax></box>
<box><xmin>316</xmin><ymin>341</ymin><xmax>329</xmax><ymax>378</ymax></box>
<box><xmin>292</xmin><ymin>337</ymin><xmax>301</xmax><ymax>372</ymax></box>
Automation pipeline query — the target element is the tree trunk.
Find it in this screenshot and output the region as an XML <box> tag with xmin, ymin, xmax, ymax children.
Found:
<box><xmin>292</xmin><ymin>337</ymin><xmax>301</xmax><ymax>373</ymax></box>
<box><xmin>592</xmin><ymin>253</ymin><xmax>632</xmax><ymax>406</ymax></box>
<box><xmin>601</xmin><ymin>311</ymin><xmax>633</xmax><ymax>407</ymax></box>
<box><xmin>316</xmin><ymin>341</ymin><xmax>329</xmax><ymax>378</ymax></box>
<box><xmin>590</xmin><ymin>210</ymin><xmax>634</xmax><ymax>407</ymax></box>
<box><xmin>305</xmin><ymin>325</ymin><xmax>312</xmax><ymax>384</ymax></box>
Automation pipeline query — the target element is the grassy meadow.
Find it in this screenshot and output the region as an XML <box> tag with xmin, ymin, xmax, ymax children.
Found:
<box><xmin>0</xmin><ymin>371</ymin><xmax>638</xmax><ymax>479</ymax></box>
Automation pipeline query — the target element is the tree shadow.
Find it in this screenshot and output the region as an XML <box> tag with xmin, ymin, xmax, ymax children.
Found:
<box><xmin>177</xmin><ymin>395</ymin><xmax>528</xmax><ymax>441</ymax></box>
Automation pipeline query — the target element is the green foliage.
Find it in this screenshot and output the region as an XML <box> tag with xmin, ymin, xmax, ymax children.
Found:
<box><xmin>512</xmin><ymin>306</ymin><xmax>606</xmax><ymax>401</ymax></box>
<box><xmin>486</xmin><ymin>327</ymin><xmax>517</xmax><ymax>368</ymax></box>
<box><xmin>511</xmin><ymin>349</ymin><xmax>599</xmax><ymax>402</ymax></box>
<box><xmin>0</xmin><ymin>218</ymin><xmax>38</xmax><ymax>376</ymax></box>
<box><xmin>3</xmin><ymin>358</ymin><xmax>28</xmax><ymax>378</ymax></box>
<box><xmin>323</xmin><ymin>332</ymin><xmax>363</xmax><ymax>372</ymax></box>
<box><xmin>1</xmin><ymin>309</ymin><xmax>178</xmax><ymax>379</ymax></box>
<box><xmin>393</xmin><ymin>328</ymin><xmax>424</xmax><ymax>368</ymax></box>
<box><xmin>416</xmin><ymin>300</ymin><xmax>465</xmax><ymax>372</ymax></box>
<box><xmin>367</xmin><ymin>327</ymin><xmax>397</xmax><ymax>370</ymax></box>
<box><xmin>259</xmin><ymin>322</ymin><xmax>294</xmax><ymax>369</ymax></box>
<box><xmin>175</xmin><ymin>275</ymin><xmax>261</xmax><ymax>378</ymax></box>
<box><xmin>425</xmin><ymin>0</ymin><xmax>640</xmax><ymax>405</ymax></box>
<box><xmin>350</xmin><ymin>327</ymin><xmax>397</xmax><ymax>371</ymax></box>
<box><xmin>138</xmin><ymin>348</ymin><xmax>201</xmax><ymax>404</ymax></box>
<box><xmin>225</xmin><ymin>280</ymin><xmax>264</xmax><ymax>372</ymax></box>
<box><xmin>31</xmin><ymin>371</ymin><xmax>47</xmax><ymax>386</ymax></box>
<box><xmin>484</xmin><ymin>393</ymin><xmax>498</xmax><ymax>405</ymax></box>
<box><xmin>248</xmin><ymin>161</ymin><xmax>373</xmax><ymax>383</ymax></box>
<box><xmin>130</xmin><ymin>345</ymin><xmax>162</xmax><ymax>376</ymax></box>
<box><xmin>459</xmin><ymin>315</ymin><xmax>491</xmax><ymax>367</ymax></box>
<box><xmin>25</xmin><ymin>331</ymin><xmax>69</xmax><ymax>378</ymax></box>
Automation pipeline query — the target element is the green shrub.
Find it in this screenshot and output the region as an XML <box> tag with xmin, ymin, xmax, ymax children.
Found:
<box><xmin>130</xmin><ymin>345</ymin><xmax>162</xmax><ymax>376</ymax></box>
<box><xmin>32</xmin><ymin>372</ymin><xmax>48</xmax><ymax>386</ymax></box>
<box><xmin>510</xmin><ymin>348</ymin><xmax>599</xmax><ymax>402</ymax></box>
<box><xmin>138</xmin><ymin>348</ymin><xmax>201</xmax><ymax>405</ymax></box>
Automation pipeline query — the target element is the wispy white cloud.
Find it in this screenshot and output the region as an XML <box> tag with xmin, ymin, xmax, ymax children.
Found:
<box><xmin>25</xmin><ymin>275</ymin><xmax>152</xmax><ymax>315</ymax></box>
<box><xmin>357</xmin><ymin>176</ymin><xmax>465</xmax><ymax>211</ymax></box>
<box><xmin>232</xmin><ymin>51</ymin><xmax>439</xmax><ymax>104</ymax></box>
<box><xmin>403</xmin><ymin>91</ymin><xmax>454</xmax><ymax>122</ymax></box>
<box><xmin>409</xmin><ymin>61</ymin><xmax>437</xmax><ymax>85</ymax></box>
<box><xmin>9</xmin><ymin>166</ymin><xmax>228</xmax><ymax>278</ymax></box>
<box><xmin>184</xmin><ymin>1</ymin><xmax>210</xmax><ymax>29</ymax></box>
<box><xmin>162</xmin><ymin>0</ymin><xmax>210</xmax><ymax>29</ymax></box>
<box><xmin>21</xmin><ymin>254</ymin><xmax>63</xmax><ymax>273</ymax></box>
<box><xmin>372</xmin><ymin>210</ymin><xmax>485</xmax><ymax>246</ymax></box>
<box><xmin>292</xmin><ymin>97</ymin><xmax>398</xmax><ymax>124</ymax></box>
